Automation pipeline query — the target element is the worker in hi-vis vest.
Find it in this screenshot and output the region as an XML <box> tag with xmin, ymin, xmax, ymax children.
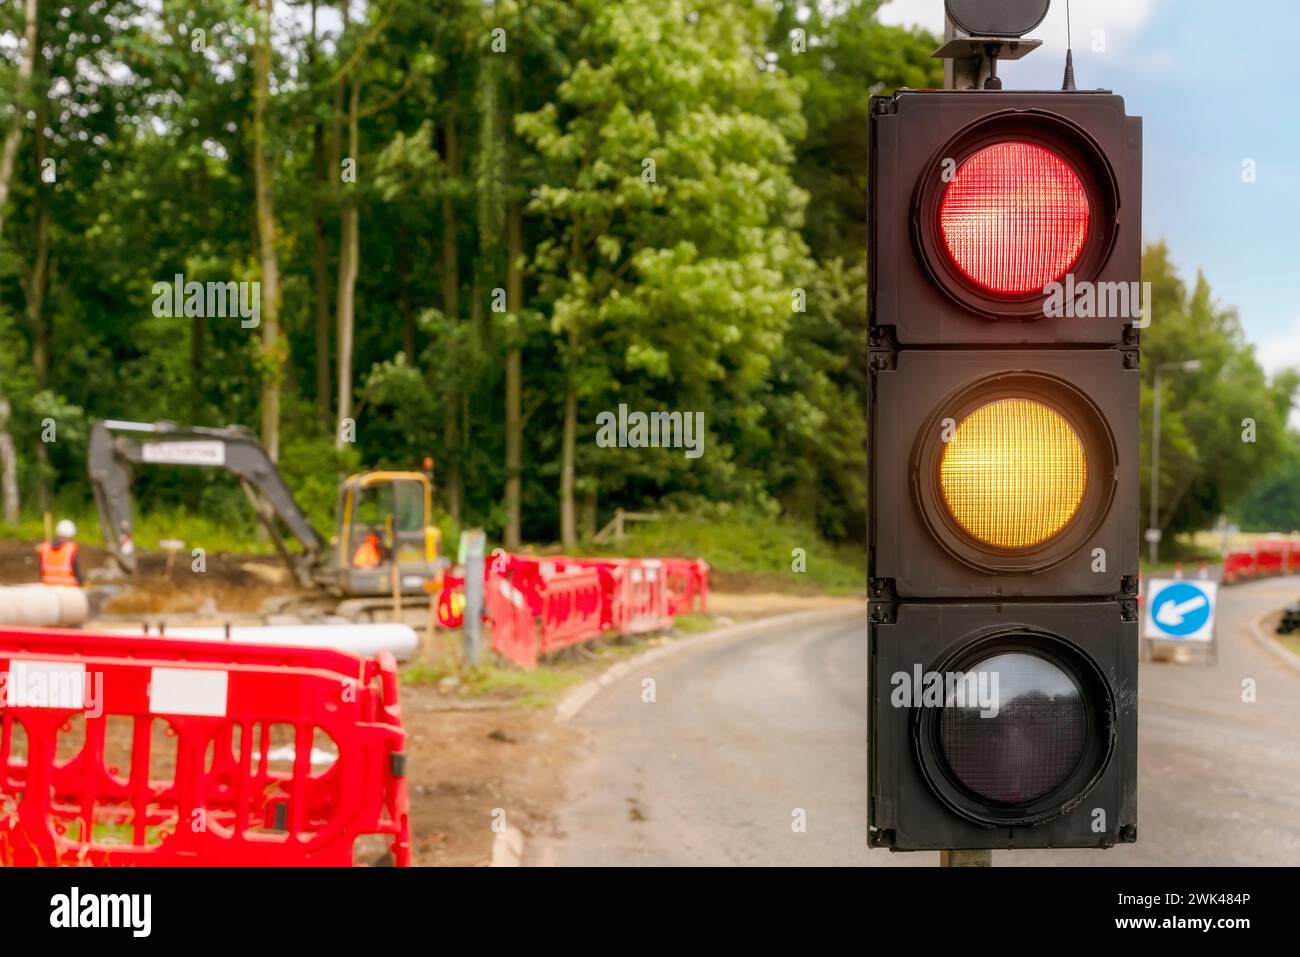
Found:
<box><xmin>352</xmin><ymin>530</ymin><xmax>387</xmax><ymax>569</ymax></box>
<box><xmin>38</xmin><ymin>519</ymin><xmax>83</xmax><ymax>587</ymax></box>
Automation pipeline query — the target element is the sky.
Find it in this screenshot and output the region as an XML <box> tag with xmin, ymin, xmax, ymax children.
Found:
<box><xmin>878</xmin><ymin>0</ymin><xmax>1300</xmax><ymax>384</ymax></box>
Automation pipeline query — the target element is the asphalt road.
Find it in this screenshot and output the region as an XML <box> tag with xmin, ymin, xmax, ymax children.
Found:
<box><xmin>529</xmin><ymin>577</ymin><xmax>1300</xmax><ymax>866</ymax></box>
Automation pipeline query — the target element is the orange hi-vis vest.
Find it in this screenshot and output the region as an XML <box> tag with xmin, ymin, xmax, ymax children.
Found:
<box><xmin>353</xmin><ymin>537</ymin><xmax>381</xmax><ymax>569</ymax></box>
<box><xmin>39</xmin><ymin>541</ymin><xmax>79</xmax><ymax>587</ymax></box>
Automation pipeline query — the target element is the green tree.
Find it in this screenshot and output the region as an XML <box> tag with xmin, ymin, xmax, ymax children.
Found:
<box><xmin>519</xmin><ymin>0</ymin><xmax>811</xmax><ymax>544</ymax></box>
<box><xmin>1236</xmin><ymin>432</ymin><xmax>1300</xmax><ymax>532</ymax></box>
<box><xmin>1140</xmin><ymin>243</ymin><xmax>1298</xmax><ymax>542</ymax></box>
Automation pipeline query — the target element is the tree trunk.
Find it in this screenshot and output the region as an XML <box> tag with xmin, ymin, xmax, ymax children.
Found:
<box><xmin>0</xmin><ymin>399</ymin><xmax>18</xmax><ymax>525</ymax></box>
<box><xmin>191</xmin><ymin>313</ymin><xmax>206</xmax><ymax>379</ymax></box>
<box><xmin>399</xmin><ymin>222</ymin><xmax>415</xmax><ymax>362</ymax></box>
<box><xmin>440</xmin><ymin>115</ymin><xmax>462</xmax><ymax>522</ymax></box>
<box><xmin>309</xmin><ymin>3</ymin><xmax>331</xmax><ymax>426</ymax></box>
<box><xmin>581</xmin><ymin>490</ymin><xmax>596</xmax><ymax>540</ymax></box>
<box><xmin>560</xmin><ymin>317</ymin><xmax>578</xmax><ymax>548</ymax></box>
<box><xmin>0</xmin><ymin>0</ymin><xmax>39</xmax><ymax>524</ymax></box>
<box><xmin>28</xmin><ymin>91</ymin><xmax>49</xmax><ymax>515</ymax></box>
<box><xmin>312</xmin><ymin>123</ymin><xmax>331</xmax><ymax>424</ymax></box>
<box><xmin>440</xmin><ymin>118</ymin><xmax>461</xmax><ymax>322</ymax></box>
<box><xmin>28</xmin><ymin>101</ymin><xmax>49</xmax><ymax>386</ymax></box>
<box><xmin>252</xmin><ymin>0</ymin><xmax>282</xmax><ymax>461</ymax></box>
<box><xmin>560</xmin><ymin>361</ymin><xmax>577</xmax><ymax>547</ymax></box>
<box><xmin>443</xmin><ymin>414</ymin><xmax>462</xmax><ymax>525</ymax></box>
<box><xmin>504</xmin><ymin>202</ymin><xmax>523</xmax><ymax>548</ymax></box>
<box><xmin>463</xmin><ymin>282</ymin><xmax>482</xmax><ymax>523</ymax></box>
<box><xmin>0</xmin><ymin>0</ymin><xmax>37</xmax><ymax>238</ymax></box>
<box><xmin>190</xmin><ymin>165</ymin><xmax>207</xmax><ymax>396</ymax></box>
<box><xmin>335</xmin><ymin>79</ymin><xmax>361</xmax><ymax>449</ymax></box>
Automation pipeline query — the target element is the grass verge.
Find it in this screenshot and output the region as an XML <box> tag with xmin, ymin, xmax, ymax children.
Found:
<box><xmin>400</xmin><ymin>616</ymin><xmax>724</xmax><ymax>707</ymax></box>
<box><xmin>575</xmin><ymin>511</ymin><xmax>865</xmax><ymax>596</ymax></box>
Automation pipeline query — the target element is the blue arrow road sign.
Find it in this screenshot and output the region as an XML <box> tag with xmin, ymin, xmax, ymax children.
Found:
<box><xmin>1145</xmin><ymin>579</ymin><xmax>1216</xmax><ymax>642</ymax></box>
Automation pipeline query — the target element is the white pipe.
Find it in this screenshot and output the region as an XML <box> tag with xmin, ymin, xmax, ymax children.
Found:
<box><xmin>102</xmin><ymin>623</ymin><xmax>419</xmax><ymax>661</ymax></box>
<box><xmin>0</xmin><ymin>585</ymin><xmax>90</xmax><ymax>627</ymax></box>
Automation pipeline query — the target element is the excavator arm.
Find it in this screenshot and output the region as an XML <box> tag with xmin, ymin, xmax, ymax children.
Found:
<box><xmin>88</xmin><ymin>419</ymin><xmax>324</xmax><ymax>585</ymax></box>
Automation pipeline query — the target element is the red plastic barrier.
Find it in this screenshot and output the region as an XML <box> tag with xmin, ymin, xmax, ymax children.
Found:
<box><xmin>664</xmin><ymin>558</ymin><xmax>710</xmax><ymax>616</ymax></box>
<box><xmin>1252</xmin><ymin>538</ymin><xmax>1300</xmax><ymax>578</ymax></box>
<box><xmin>475</xmin><ymin>550</ymin><xmax>708</xmax><ymax>669</ymax></box>
<box><xmin>1223</xmin><ymin>550</ymin><xmax>1255</xmax><ymax>585</ymax></box>
<box><xmin>486</xmin><ymin>568</ymin><xmax>539</xmax><ymax>670</ymax></box>
<box><xmin>0</xmin><ymin>628</ymin><xmax>410</xmax><ymax>866</ymax></box>
<box><xmin>1222</xmin><ymin>539</ymin><xmax>1300</xmax><ymax>584</ymax></box>
<box><xmin>538</xmin><ymin>568</ymin><xmax>605</xmax><ymax>655</ymax></box>
<box><xmin>1256</xmin><ymin>545</ymin><xmax>1285</xmax><ymax>577</ymax></box>
<box><xmin>612</xmin><ymin>560</ymin><xmax>672</xmax><ymax>634</ymax></box>
<box><xmin>488</xmin><ymin>551</ymin><xmax>551</xmax><ymax>616</ymax></box>
<box><xmin>552</xmin><ymin>557</ymin><xmax>674</xmax><ymax>634</ymax></box>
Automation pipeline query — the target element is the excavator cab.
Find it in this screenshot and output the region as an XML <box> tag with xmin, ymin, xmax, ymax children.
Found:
<box><xmin>335</xmin><ymin>472</ymin><xmax>445</xmax><ymax>596</ymax></box>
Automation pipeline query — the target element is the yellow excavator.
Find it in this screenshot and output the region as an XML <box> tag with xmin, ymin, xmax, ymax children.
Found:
<box><xmin>88</xmin><ymin>419</ymin><xmax>446</xmax><ymax>620</ymax></box>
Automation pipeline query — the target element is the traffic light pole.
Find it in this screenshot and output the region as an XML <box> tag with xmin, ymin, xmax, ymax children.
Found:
<box><xmin>940</xmin><ymin>849</ymin><xmax>992</xmax><ymax>867</ymax></box>
<box><xmin>942</xmin><ymin>22</ymin><xmax>989</xmax><ymax>90</ymax></box>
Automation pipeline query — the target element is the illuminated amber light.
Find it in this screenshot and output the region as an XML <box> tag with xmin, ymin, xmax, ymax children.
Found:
<box><xmin>939</xmin><ymin>399</ymin><xmax>1087</xmax><ymax>549</ymax></box>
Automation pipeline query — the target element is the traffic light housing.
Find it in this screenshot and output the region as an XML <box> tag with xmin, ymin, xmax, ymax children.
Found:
<box><xmin>868</xmin><ymin>90</ymin><xmax>1141</xmax><ymax>852</ymax></box>
<box><xmin>871</xmin><ymin>92</ymin><xmax>1141</xmax><ymax>344</ymax></box>
<box><xmin>870</xmin><ymin>602</ymin><xmax>1137</xmax><ymax>849</ymax></box>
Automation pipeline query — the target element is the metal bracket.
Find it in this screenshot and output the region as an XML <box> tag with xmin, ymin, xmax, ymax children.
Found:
<box><xmin>870</xmin><ymin>95</ymin><xmax>898</xmax><ymax>117</ymax></box>
<box><xmin>932</xmin><ymin>36</ymin><xmax>1043</xmax><ymax>62</ymax></box>
<box><xmin>934</xmin><ymin>33</ymin><xmax>1043</xmax><ymax>91</ymax></box>
<box><xmin>868</xmin><ymin>827</ymin><xmax>896</xmax><ymax>849</ymax></box>
<box><xmin>869</xmin><ymin>577</ymin><xmax>897</xmax><ymax>601</ymax></box>
<box><xmin>869</xmin><ymin>326</ymin><xmax>898</xmax><ymax>372</ymax></box>
<box><xmin>1122</xmin><ymin>323</ymin><xmax>1142</xmax><ymax>371</ymax></box>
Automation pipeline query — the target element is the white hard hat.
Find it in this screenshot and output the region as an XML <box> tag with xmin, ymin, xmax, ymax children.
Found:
<box><xmin>55</xmin><ymin>519</ymin><xmax>76</xmax><ymax>539</ymax></box>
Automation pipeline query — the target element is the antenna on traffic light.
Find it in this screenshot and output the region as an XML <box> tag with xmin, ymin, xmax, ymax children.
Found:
<box><xmin>1062</xmin><ymin>0</ymin><xmax>1078</xmax><ymax>91</ymax></box>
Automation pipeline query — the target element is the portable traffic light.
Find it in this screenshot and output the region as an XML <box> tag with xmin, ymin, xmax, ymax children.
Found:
<box><xmin>868</xmin><ymin>90</ymin><xmax>1141</xmax><ymax>851</ymax></box>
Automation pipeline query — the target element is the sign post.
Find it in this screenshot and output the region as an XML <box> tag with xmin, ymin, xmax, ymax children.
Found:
<box><xmin>460</xmin><ymin>529</ymin><xmax>487</xmax><ymax>666</ymax></box>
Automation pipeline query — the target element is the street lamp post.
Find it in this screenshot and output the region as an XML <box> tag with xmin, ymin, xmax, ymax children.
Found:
<box><xmin>1148</xmin><ymin>359</ymin><xmax>1203</xmax><ymax>563</ymax></box>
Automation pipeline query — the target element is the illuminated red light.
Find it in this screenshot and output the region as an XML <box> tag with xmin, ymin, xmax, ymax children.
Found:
<box><xmin>938</xmin><ymin>142</ymin><xmax>1090</xmax><ymax>296</ymax></box>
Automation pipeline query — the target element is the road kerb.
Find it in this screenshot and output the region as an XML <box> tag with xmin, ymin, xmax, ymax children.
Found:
<box><xmin>554</xmin><ymin>604</ymin><xmax>863</xmax><ymax>724</ymax></box>
<box><xmin>1248</xmin><ymin>609</ymin><xmax>1300</xmax><ymax>676</ymax></box>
